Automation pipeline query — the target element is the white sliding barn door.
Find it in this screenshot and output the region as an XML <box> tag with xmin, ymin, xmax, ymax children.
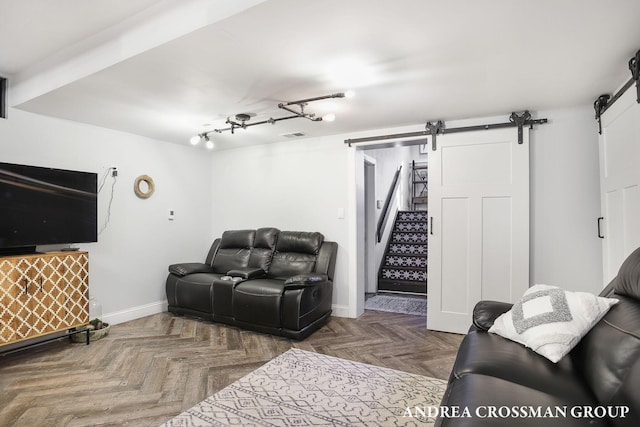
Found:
<box><xmin>599</xmin><ymin>87</ymin><xmax>640</xmax><ymax>284</ymax></box>
<box><xmin>427</xmin><ymin>128</ymin><xmax>530</xmax><ymax>334</ymax></box>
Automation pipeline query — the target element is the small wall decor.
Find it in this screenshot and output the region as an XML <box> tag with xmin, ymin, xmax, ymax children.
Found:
<box><xmin>134</xmin><ymin>174</ymin><xmax>155</xmax><ymax>199</ymax></box>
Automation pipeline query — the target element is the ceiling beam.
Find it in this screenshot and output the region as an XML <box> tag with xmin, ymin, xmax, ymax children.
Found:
<box><xmin>9</xmin><ymin>0</ymin><xmax>266</xmax><ymax>107</ymax></box>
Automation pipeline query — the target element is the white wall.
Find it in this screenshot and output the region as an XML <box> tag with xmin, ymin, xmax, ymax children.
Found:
<box><xmin>209</xmin><ymin>108</ymin><xmax>604</xmax><ymax>317</ymax></box>
<box><xmin>0</xmin><ymin>108</ymin><xmax>213</xmax><ymax>324</ymax></box>
<box><xmin>530</xmin><ymin>106</ymin><xmax>603</xmax><ymax>293</ymax></box>
<box><xmin>1</xmin><ymin>104</ymin><xmax>604</xmax><ymax>325</ymax></box>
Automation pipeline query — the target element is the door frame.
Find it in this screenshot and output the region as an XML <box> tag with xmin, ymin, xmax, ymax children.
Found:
<box><xmin>348</xmin><ymin>138</ymin><xmax>426</xmax><ymax>318</ymax></box>
<box><xmin>364</xmin><ymin>155</ymin><xmax>377</xmax><ymax>294</ymax></box>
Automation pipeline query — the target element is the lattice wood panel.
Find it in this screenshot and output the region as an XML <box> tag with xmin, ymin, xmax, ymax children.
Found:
<box><xmin>0</xmin><ymin>252</ymin><xmax>89</xmax><ymax>345</ymax></box>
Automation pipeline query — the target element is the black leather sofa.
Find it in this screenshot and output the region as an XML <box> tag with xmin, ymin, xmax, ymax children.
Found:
<box><xmin>165</xmin><ymin>228</ymin><xmax>337</xmax><ymax>340</ymax></box>
<box><xmin>436</xmin><ymin>247</ymin><xmax>640</xmax><ymax>427</ymax></box>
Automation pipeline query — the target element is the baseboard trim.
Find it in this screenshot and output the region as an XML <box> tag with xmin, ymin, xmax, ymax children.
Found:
<box><xmin>104</xmin><ymin>301</ymin><xmax>351</xmax><ymax>325</ymax></box>
<box><xmin>331</xmin><ymin>304</ymin><xmax>351</xmax><ymax>318</ymax></box>
<box><xmin>102</xmin><ymin>300</ymin><xmax>168</xmax><ymax>325</ymax></box>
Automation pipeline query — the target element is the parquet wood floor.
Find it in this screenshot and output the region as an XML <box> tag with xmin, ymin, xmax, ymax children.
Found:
<box><xmin>0</xmin><ymin>310</ymin><xmax>463</xmax><ymax>427</ymax></box>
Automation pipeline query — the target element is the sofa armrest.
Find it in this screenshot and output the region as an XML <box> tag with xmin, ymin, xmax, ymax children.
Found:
<box><xmin>227</xmin><ymin>267</ymin><xmax>266</xmax><ymax>279</ymax></box>
<box><xmin>284</xmin><ymin>273</ymin><xmax>329</xmax><ymax>290</ymax></box>
<box><xmin>472</xmin><ymin>300</ymin><xmax>514</xmax><ymax>331</ymax></box>
<box><xmin>168</xmin><ymin>263</ymin><xmax>215</xmax><ymax>277</ymax></box>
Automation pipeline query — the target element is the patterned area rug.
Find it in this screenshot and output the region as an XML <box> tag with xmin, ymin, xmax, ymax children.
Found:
<box><xmin>161</xmin><ymin>348</ymin><xmax>446</xmax><ymax>426</ymax></box>
<box><xmin>365</xmin><ymin>294</ymin><xmax>427</xmax><ymax>316</ymax></box>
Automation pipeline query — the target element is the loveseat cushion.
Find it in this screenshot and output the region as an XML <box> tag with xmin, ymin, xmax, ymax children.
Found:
<box><xmin>451</xmin><ymin>330</ymin><xmax>590</xmax><ymax>402</ymax></box>
<box><xmin>233</xmin><ymin>279</ymin><xmax>285</xmax><ymax>328</ymax></box>
<box><xmin>211</xmin><ymin>229</ymin><xmax>255</xmax><ymax>273</ymax></box>
<box><xmin>269</xmin><ymin>253</ymin><xmax>317</xmax><ymax>280</ymax></box>
<box><xmin>248</xmin><ymin>227</ymin><xmax>279</xmax><ymax>271</ymax></box>
<box><xmin>219</xmin><ymin>229</ymin><xmax>256</xmax><ymax>249</ymax></box>
<box><xmin>614</xmin><ymin>246</ymin><xmax>640</xmax><ymax>300</ymax></box>
<box><xmin>570</xmin><ymin>294</ymin><xmax>640</xmax><ymax>426</ymax></box>
<box><xmin>568</xmin><ymin>247</ymin><xmax>640</xmax><ymax>426</ymax></box>
<box><xmin>276</xmin><ymin>231</ymin><xmax>323</xmax><ymax>254</ymax></box>
<box><xmin>437</xmin><ymin>374</ymin><xmax>605</xmax><ymax>427</ymax></box>
<box><xmin>167</xmin><ymin>272</ymin><xmax>221</xmax><ymax>314</ymax></box>
<box><xmin>268</xmin><ymin>231</ymin><xmax>324</xmax><ymax>280</ymax></box>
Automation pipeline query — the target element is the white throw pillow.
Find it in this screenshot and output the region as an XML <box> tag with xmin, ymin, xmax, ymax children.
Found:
<box><xmin>488</xmin><ymin>284</ymin><xmax>618</xmax><ymax>363</ymax></box>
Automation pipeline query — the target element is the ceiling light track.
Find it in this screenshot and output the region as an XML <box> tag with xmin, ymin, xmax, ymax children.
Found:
<box><xmin>190</xmin><ymin>91</ymin><xmax>352</xmax><ymax>148</ymax></box>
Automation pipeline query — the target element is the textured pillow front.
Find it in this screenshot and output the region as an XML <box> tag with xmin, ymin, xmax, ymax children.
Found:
<box><xmin>489</xmin><ymin>284</ymin><xmax>618</xmax><ymax>362</ymax></box>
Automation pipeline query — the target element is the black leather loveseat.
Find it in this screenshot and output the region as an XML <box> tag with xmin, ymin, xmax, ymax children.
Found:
<box><xmin>166</xmin><ymin>228</ymin><xmax>337</xmax><ymax>340</ymax></box>
<box><xmin>436</xmin><ymin>247</ymin><xmax>640</xmax><ymax>427</ymax></box>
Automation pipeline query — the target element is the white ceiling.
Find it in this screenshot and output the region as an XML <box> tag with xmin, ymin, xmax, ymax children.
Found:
<box><xmin>2</xmin><ymin>0</ymin><xmax>640</xmax><ymax>150</ymax></box>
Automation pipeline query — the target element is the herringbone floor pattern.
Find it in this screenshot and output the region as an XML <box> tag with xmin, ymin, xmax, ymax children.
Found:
<box><xmin>0</xmin><ymin>310</ymin><xmax>462</xmax><ymax>427</ymax></box>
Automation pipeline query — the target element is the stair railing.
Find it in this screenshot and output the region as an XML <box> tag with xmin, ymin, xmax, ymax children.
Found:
<box><xmin>376</xmin><ymin>165</ymin><xmax>402</xmax><ymax>243</ymax></box>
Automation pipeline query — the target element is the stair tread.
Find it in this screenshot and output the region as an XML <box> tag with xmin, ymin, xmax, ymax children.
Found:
<box><xmin>382</xmin><ymin>264</ymin><xmax>427</xmax><ymax>269</ymax></box>
<box><xmin>385</xmin><ymin>252</ymin><xmax>427</xmax><ymax>258</ymax></box>
<box><xmin>378</xmin><ymin>279</ymin><xmax>427</xmax><ymax>293</ymax></box>
<box><xmin>378</xmin><ymin>278</ymin><xmax>427</xmax><ymax>284</ymax></box>
<box><xmin>389</xmin><ymin>243</ymin><xmax>428</xmax><ymax>246</ymax></box>
<box><xmin>381</xmin><ymin>268</ymin><xmax>427</xmax><ymax>273</ymax></box>
<box><xmin>386</xmin><ymin>256</ymin><xmax>427</xmax><ymax>260</ymax></box>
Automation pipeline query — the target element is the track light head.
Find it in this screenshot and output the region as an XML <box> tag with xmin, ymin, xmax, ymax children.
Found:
<box><xmin>190</xmin><ymin>133</ymin><xmax>214</xmax><ymax>148</ymax></box>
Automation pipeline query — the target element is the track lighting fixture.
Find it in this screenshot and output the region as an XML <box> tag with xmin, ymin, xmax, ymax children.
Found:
<box><xmin>189</xmin><ymin>91</ymin><xmax>352</xmax><ymax>146</ymax></box>
<box><xmin>190</xmin><ymin>133</ymin><xmax>214</xmax><ymax>149</ymax></box>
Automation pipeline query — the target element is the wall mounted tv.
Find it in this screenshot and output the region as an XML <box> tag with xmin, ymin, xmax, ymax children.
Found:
<box><xmin>0</xmin><ymin>162</ymin><xmax>98</xmax><ymax>254</ymax></box>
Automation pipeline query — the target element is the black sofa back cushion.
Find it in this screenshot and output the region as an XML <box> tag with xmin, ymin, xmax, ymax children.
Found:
<box><xmin>276</xmin><ymin>231</ymin><xmax>323</xmax><ymax>255</ymax></box>
<box><xmin>571</xmin><ymin>247</ymin><xmax>640</xmax><ymax>426</ymax></box>
<box><xmin>268</xmin><ymin>231</ymin><xmax>324</xmax><ymax>280</ymax></box>
<box><xmin>219</xmin><ymin>229</ymin><xmax>255</xmax><ymax>249</ymax></box>
<box><xmin>248</xmin><ymin>227</ymin><xmax>279</xmax><ymax>271</ymax></box>
<box><xmin>615</xmin><ymin>246</ymin><xmax>640</xmax><ymax>301</ymax></box>
<box><xmin>571</xmin><ymin>296</ymin><xmax>640</xmax><ymax>425</ymax></box>
<box><xmin>212</xmin><ymin>229</ymin><xmax>255</xmax><ymax>273</ymax></box>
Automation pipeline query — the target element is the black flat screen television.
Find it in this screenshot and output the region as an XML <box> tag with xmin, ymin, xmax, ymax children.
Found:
<box><xmin>0</xmin><ymin>162</ymin><xmax>98</xmax><ymax>254</ymax></box>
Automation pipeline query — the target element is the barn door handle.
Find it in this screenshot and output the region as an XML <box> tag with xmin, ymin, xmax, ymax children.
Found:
<box><xmin>597</xmin><ymin>217</ymin><xmax>604</xmax><ymax>239</ymax></box>
<box><xmin>430</xmin><ymin>217</ymin><xmax>434</xmax><ymax>235</ymax></box>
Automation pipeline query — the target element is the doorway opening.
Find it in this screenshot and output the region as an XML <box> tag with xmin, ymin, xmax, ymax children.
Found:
<box><xmin>359</xmin><ymin>142</ymin><xmax>428</xmax><ymax>316</ymax></box>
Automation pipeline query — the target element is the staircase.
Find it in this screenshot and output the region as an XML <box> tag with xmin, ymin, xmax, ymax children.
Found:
<box><xmin>378</xmin><ymin>210</ymin><xmax>428</xmax><ymax>294</ymax></box>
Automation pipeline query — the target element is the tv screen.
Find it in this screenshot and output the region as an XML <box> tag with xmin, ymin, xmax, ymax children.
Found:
<box><xmin>0</xmin><ymin>162</ymin><xmax>98</xmax><ymax>251</ymax></box>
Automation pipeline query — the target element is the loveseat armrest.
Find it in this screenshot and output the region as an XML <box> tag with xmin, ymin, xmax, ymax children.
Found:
<box><xmin>284</xmin><ymin>273</ymin><xmax>329</xmax><ymax>290</ymax></box>
<box><xmin>227</xmin><ymin>267</ymin><xmax>266</xmax><ymax>279</ymax></box>
<box><xmin>472</xmin><ymin>300</ymin><xmax>513</xmax><ymax>331</ymax></box>
<box><xmin>168</xmin><ymin>263</ymin><xmax>215</xmax><ymax>277</ymax></box>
